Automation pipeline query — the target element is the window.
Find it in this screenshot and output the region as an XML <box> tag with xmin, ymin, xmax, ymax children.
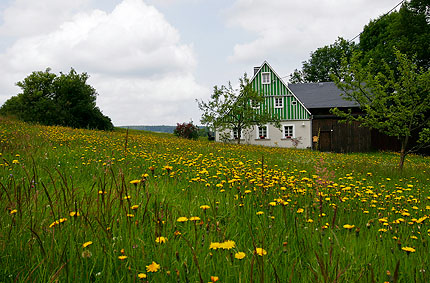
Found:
<box><xmin>232</xmin><ymin>128</ymin><xmax>243</xmax><ymax>139</ymax></box>
<box><xmin>274</xmin><ymin>97</ymin><xmax>283</xmax><ymax>108</ymax></box>
<box><xmin>283</xmin><ymin>125</ymin><xmax>294</xmax><ymax>138</ymax></box>
<box><xmin>262</xmin><ymin>72</ymin><xmax>271</xmax><ymax>84</ymax></box>
<box><xmin>257</xmin><ymin>125</ymin><xmax>268</xmax><ymax>139</ymax></box>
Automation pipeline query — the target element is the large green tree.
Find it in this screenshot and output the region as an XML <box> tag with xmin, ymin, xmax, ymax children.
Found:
<box><xmin>331</xmin><ymin>50</ymin><xmax>430</xmax><ymax>169</ymax></box>
<box><xmin>197</xmin><ymin>73</ymin><xmax>280</xmax><ymax>144</ymax></box>
<box><xmin>359</xmin><ymin>0</ymin><xmax>430</xmax><ymax>74</ymax></box>
<box><xmin>0</xmin><ymin>68</ymin><xmax>114</xmax><ymax>130</ymax></box>
<box><xmin>289</xmin><ymin>37</ymin><xmax>356</xmax><ymax>83</ymax></box>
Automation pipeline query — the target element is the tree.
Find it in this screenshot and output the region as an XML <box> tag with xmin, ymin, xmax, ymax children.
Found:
<box><xmin>197</xmin><ymin>73</ymin><xmax>280</xmax><ymax>144</ymax></box>
<box><xmin>359</xmin><ymin>1</ymin><xmax>430</xmax><ymax>74</ymax></box>
<box><xmin>0</xmin><ymin>68</ymin><xmax>114</xmax><ymax>130</ymax></box>
<box><xmin>289</xmin><ymin>37</ymin><xmax>356</xmax><ymax>83</ymax></box>
<box><xmin>331</xmin><ymin>49</ymin><xmax>430</xmax><ymax>169</ymax></box>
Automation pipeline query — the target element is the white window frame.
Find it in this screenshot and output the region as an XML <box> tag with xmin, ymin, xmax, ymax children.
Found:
<box><xmin>274</xmin><ymin>97</ymin><xmax>283</xmax><ymax>108</ymax></box>
<box><xmin>256</xmin><ymin>124</ymin><xmax>269</xmax><ymax>139</ymax></box>
<box><xmin>262</xmin><ymin>72</ymin><xmax>271</xmax><ymax>85</ymax></box>
<box><xmin>283</xmin><ymin>125</ymin><xmax>295</xmax><ymax>139</ymax></box>
<box><xmin>231</xmin><ymin>128</ymin><xmax>244</xmax><ymax>140</ymax></box>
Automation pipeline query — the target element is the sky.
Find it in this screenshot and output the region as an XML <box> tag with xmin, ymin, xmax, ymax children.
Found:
<box><xmin>0</xmin><ymin>0</ymin><xmax>402</xmax><ymax>126</ymax></box>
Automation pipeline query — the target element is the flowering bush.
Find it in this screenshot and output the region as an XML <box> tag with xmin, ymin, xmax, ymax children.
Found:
<box><xmin>174</xmin><ymin>122</ymin><xmax>199</xmax><ymax>140</ymax></box>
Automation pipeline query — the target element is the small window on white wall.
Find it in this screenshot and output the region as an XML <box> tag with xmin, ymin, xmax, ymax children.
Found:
<box><xmin>231</xmin><ymin>128</ymin><xmax>244</xmax><ymax>140</ymax></box>
<box><xmin>262</xmin><ymin>72</ymin><xmax>271</xmax><ymax>84</ymax></box>
<box><xmin>274</xmin><ymin>97</ymin><xmax>283</xmax><ymax>108</ymax></box>
<box><xmin>256</xmin><ymin>125</ymin><xmax>268</xmax><ymax>139</ymax></box>
<box><xmin>283</xmin><ymin>125</ymin><xmax>294</xmax><ymax>138</ymax></box>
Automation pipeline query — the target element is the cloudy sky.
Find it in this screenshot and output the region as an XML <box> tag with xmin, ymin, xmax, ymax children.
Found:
<box><xmin>0</xmin><ymin>0</ymin><xmax>401</xmax><ymax>126</ymax></box>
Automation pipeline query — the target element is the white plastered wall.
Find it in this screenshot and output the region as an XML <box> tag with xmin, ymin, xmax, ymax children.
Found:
<box><xmin>215</xmin><ymin>120</ymin><xmax>312</xmax><ymax>149</ymax></box>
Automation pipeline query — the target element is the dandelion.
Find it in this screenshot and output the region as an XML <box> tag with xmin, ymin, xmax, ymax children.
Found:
<box><xmin>256</xmin><ymin>211</ymin><xmax>264</xmax><ymax>215</ymax></box>
<box><xmin>255</xmin><ymin>248</ymin><xmax>267</xmax><ymax>256</ymax></box>
<box><xmin>297</xmin><ymin>208</ymin><xmax>304</xmax><ymax>213</ymax></box>
<box><xmin>130</xmin><ymin>180</ymin><xmax>140</xmax><ymax>185</ymax></box>
<box><xmin>177</xmin><ymin>217</ymin><xmax>188</xmax><ymax>222</ymax></box>
<box><xmin>220</xmin><ymin>240</ymin><xmax>235</xmax><ymax>250</ymax></box>
<box><xmin>69</xmin><ymin>211</ymin><xmax>80</xmax><ymax>217</ymax></box>
<box><xmin>234</xmin><ymin>252</ymin><xmax>246</xmax><ymax>259</ymax></box>
<box><xmin>118</xmin><ymin>255</ymin><xmax>128</xmax><ymax>260</ymax></box>
<box><xmin>343</xmin><ymin>224</ymin><xmax>355</xmax><ymax>230</ymax></box>
<box><xmin>131</xmin><ymin>205</ymin><xmax>139</xmax><ymax>210</ymax></box>
<box><xmin>155</xmin><ymin>236</ymin><xmax>167</xmax><ymax>244</ymax></box>
<box><xmin>189</xmin><ymin>216</ymin><xmax>201</xmax><ymax>221</ymax></box>
<box><xmin>82</xmin><ymin>241</ymin><xmax>93</xmax><ymax>248</ymax></box>
<box><xmin>146</xmin><ymin>261</ymin><xmax>160</xmax><ymax>272</ymax></box>
<box><xmin>209</xmin><ymin>242</ymin><xmax>221</xmax><ymax>250</ymax></box>
<box><xmin>138</xmin><ymin>273</ymin><xmax>147</xmax><ymax>279</ymax></box>
<box><xmin>401</xmin><ymin>247</ymin><xmax>416</xmax><ymax>254</ymax></box>
<box><xmin>200</xmin><ymin>205</ymin><xmax>210</xmax><ymax>210</ymax></box>
<box><xmin>10</xmin><ymin>209</ymin><xmax>17</xmax><ymax>215</ymax></box>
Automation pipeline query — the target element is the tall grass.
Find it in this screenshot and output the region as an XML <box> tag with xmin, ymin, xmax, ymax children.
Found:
<box><xmin>0</xmin><ymin>117</ymin><xmax>429</xmax><ymax>282</ymax></box>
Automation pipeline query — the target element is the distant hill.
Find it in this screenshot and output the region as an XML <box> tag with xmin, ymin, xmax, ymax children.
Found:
<box><xmin>120</xmin><ymin>125</ymin><xmax>176</xmax><ymax>134</ymax></box>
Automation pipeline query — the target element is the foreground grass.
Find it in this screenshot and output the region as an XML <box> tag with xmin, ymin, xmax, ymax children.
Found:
<box><xmin>1</xmin><ymin>117</ymin><xmax>429</xmax><ymax>282</ymax></box>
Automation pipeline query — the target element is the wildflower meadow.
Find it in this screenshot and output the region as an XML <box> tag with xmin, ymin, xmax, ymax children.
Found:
<box><xmin>1</xmin><ymin>117</ymin><xmax>429</xmax><ymax>282</ymax></box>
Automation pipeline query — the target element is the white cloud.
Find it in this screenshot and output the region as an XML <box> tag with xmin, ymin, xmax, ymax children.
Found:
<box><xmin>0</xmin><ymin>0</ymin><xmax>207</xmax><ymax>125</ymax></box>
<box><xmin>226</xmin><ymin>0</ymin><xmax>402</xmax><ymax>71</ymax></box>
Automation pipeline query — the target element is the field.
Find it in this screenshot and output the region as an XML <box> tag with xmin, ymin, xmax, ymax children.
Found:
<box><xmin>1</xmin><ymin>117</ymin><xmax>429</xmax><ymax>282</ymax></box>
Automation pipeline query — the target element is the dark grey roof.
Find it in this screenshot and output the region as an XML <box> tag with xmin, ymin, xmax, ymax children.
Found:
<box><xmin>288</xmin><ymin>82</ymin><xmax>358</xmax><ymax>109</ymax></box>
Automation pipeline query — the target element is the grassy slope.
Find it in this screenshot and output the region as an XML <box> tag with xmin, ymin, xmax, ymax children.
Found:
<box><xmin>0</xmin><ymin>117</ymin><xmax>429</xmax><ymax>282</ymax></box>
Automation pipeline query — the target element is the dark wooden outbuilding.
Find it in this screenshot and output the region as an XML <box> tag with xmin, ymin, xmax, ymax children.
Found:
<box><xmin>289</xmin><ymin>82</ymin><xmax>400</xmax><ymax>153</ymax></box>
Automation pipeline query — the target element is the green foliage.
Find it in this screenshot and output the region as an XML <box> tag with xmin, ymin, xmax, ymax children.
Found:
<box><xmin>174</xmin><ymin>121</ymin><xmax>199</xmax><ymax>140</ymax></box>
<box><xmin>359</xmin><ymin>1</ymin><xmax>430</xmax><ymax>74</ymax></box>
<box><xmin>0</xmin><ymin>68</ymin><xmax>114</xmax><ymax>130</ymax></box>
<box><xmin>197</xmin><ymin>73</ymin><xmax>280</xmax><ymax>144</ymax></box>
<box><xmin>331</xmin><ymin>49</ymin><xmax>430</xmax><ymax>169</ymax></box>
<box><xmin>289</xmin><ymin>37</ymin><xmax>356</xmax><ymax>83</ymax></box>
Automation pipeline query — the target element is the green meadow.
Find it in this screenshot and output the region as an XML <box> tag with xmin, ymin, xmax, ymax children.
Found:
<box><xmin>1</xmin><ymin>117</ymin><xmax>429</xmax><ymax>282</ymax></box>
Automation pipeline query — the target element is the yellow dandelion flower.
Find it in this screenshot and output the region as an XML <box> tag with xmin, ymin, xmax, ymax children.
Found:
<box><xmin>401</xmin><ymin>247</ymin><xmax>416</xmax><ymax>253</ymax></box>
<box><xmin>200</xmin><ymin>205</ymin><xmax>210</xmax><ymax>210</ymax></box>
<box><xmin>83</xmin><ymin>241</ymin><xmax>93</xmax><ymax>248</ymax></box>
<box><xmin>256</xmin><ymin>211</ymin><xmax>264</xmax><ymax>215</ymax></box>
<box><xmin>220</xmin><ymin>240</ymin><xmax>235</xmax><ymax>250</ymax></box>
<box><xmin>155</xmin><ymin>236</ymin><xmax>167</xmax><ymax>244</ymax></box>
<box><xmin>146</xmin><ymin>261</ymin><xmax>160</xmax><ymax>272</ymax></box>
<box><xmin>10</xmin><ymin>209</ymin><xmax>17</xmax><ymax>215</ymax></box>
<box><xmin>297</xmin><ymin>208</ymin><xmax>304</xmax><ymax>214</ymax></box>
<box><xmin>118</xmin><ymin>255</ymin><xmax>128</xmax><ymax>260</ymax></box>
<box><xmin>189</xmin><ymin>216</ymin><xmax>201</xmax><ymax>221</ymax></box>
<box><xmin>209</xmin><ymin>242</ymin><xmax>221</xmax><ymax>250</ymax></box>
<box><xmin>177</xmin><ymin>217</ymin><xmax>188</xmax><ymax>222</ymax></box>
<box><xmin>137</xmin><ymin>273</ymin><xmax>147</xmax><ymax>279</ymax></box>
<box><xmin>69</xmin><ymin>211</ymin><xmax>80</xmax><ymax>217</ymax></box>
<box><xmin>343</xmin><ymin>224</ymin><xmax>355</xmax><ymax>230</ymax></box>
<box><xmin>234</xmin><ymin>252</ymin><xmax>246</xmax><ymax>259</ymax></box>
<box><xmin>255</xmin><ymin>248</ymin><xmax>267</xmax><ymax>256</ymax></box>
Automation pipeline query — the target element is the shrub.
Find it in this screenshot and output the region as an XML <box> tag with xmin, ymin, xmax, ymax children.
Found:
<box><xmin>174</xmin><ymin>122</ymin><xmax>199</xmax><ymax>140</ymax></box>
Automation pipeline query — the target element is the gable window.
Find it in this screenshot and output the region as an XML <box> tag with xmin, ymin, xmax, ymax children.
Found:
<box><xmin>274</xmin><ymin>97</ymin><xmax>283</xmax><ymax>108</ymax></box>
<box><xmin>256</xmin><ymin>125</ymin><xmax>268</xmax><ymax>139</ymax></box>
<box><xmin>283</xmin><ymin>125</ymin><xmax>294</xmax><ymax>138</ymax></box>
<box><xmin>262</xmin><ymin>72</ymin><xmax>271</xmax><ymax>84</ymax></box>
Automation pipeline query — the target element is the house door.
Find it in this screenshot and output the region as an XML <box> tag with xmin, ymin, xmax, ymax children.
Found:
<box><xmin>319</xmin><ymin>130</ymin><xmax>332</xmax><ymax>151</ymax></box>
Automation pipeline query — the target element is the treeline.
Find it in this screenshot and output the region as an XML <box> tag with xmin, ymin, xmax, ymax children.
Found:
<box><xmin>0</xmin><ymin>68</ymin><xmax>114</xmax><ymax>131</ymax></box>
<box><xmin>290</xmin><ymin>0</ymin><xmax>429</xmax><ymax>83</ymax></box>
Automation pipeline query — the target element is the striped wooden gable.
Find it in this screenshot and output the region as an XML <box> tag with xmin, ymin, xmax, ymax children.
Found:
<box><xmin>251</xmin><ymin>61</ymin><xmax>311</xmax><ymax>120</ymax></box>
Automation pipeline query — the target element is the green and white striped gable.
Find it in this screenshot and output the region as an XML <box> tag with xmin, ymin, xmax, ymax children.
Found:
<box><xmin>250</xmin><ymin>61</ymin><xmax>311</xmax><ymax>120</ymax></box>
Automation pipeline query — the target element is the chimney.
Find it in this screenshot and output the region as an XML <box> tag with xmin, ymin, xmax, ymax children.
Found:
<box><xmin>254</xmin><ymin>67</ymin><xmax>260</xmax><ymax>75</ymax></box>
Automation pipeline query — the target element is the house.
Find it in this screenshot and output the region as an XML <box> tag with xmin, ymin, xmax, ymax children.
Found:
<box><xmin>215</xmin><ymin>61</ymin><xmax>313</xmax><ymax>149</ymax></box>
<box><xmin>215</xmin><ymin>61</ymin><xmax>400</xmax><ymax>152</ymax></box>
